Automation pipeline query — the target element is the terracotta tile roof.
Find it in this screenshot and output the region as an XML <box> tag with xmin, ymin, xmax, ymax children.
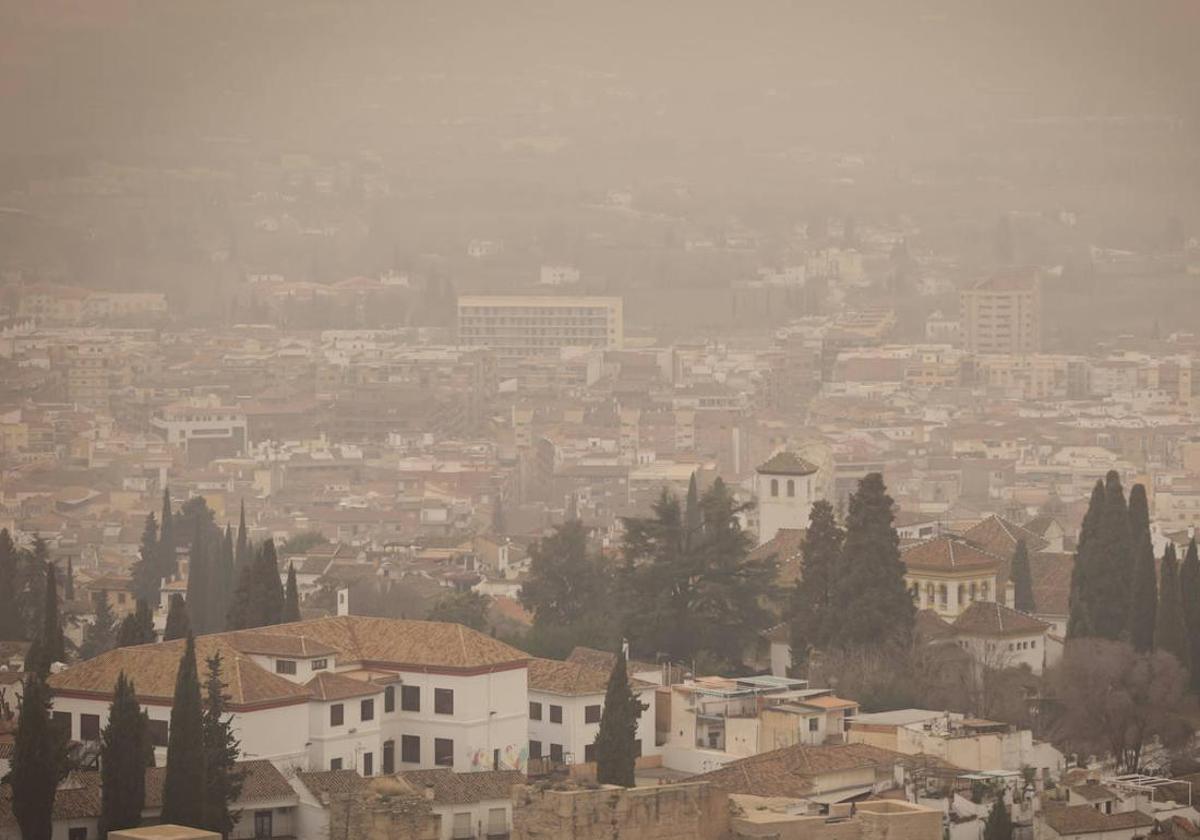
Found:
<box><xmin>915</xmin><ymin>609</ymin><xmax>957</xmax><ymax>641</ymax></box>
<box><xmin>566</xmin><ymin>646</ymin><xmax>669</xmax><ymax>680</ymax></box>
<box><xmin>902</xmin><ymin>536</ymin><xmax>1003</xmax><ymax>572</ymax></box>
<box><xmin>952</xmin><ymin>602</ymin><xmax>1050</xmax><ymax>637</ymax></box>
<box><xmin>0</xmin><ymin>772</ymin><xmax>102</xmax><ymax>827</ymax></box>
<box><xmin>797</xmin><ymin>695</ymin><xmax>858</xmax><ymax>711</ymax></box>
<box><xmin>1070</xmin><ymin>782</ymin><xmax>1118</xmax><ymax>802</ymax></box>
<box><xmin>756</xmin><ymin>451</ymin><xmax>819</xmax><ymax>476</ymax></box>
<box><xmin>961</xmin><ymin>515</ymin><xmax>1048</xmax><ymax>557</ymax></box>
<box><xmin>232</xmin><ymin>759</ymin><xmax>297</xmax><ymax>804</ymax></box>
<box><xmin>1029</xmin><ymin>552</ymin><xmax>1074</xmax><ymax>616</ymax></box>
<box><xmin>528</xmin><ymin>657</ymin><xmax>653</xmax><ymax>696</ymax></box>
<box><xmin>394</xmin><ymin>768</ymin><xmax>524</xmax><ymax>804</ymax></box>
<box><xmin>306</xmin><ymin>671</ymin><xmax>385</xmax><ymax>701</ymax></box>
<box><xmin>1024</xmin><ymin>515</ymin><xmax>1061</xmax><ymax>538</ymax></box>
<box><xmin>1041</xmin><ymin>804</ymin><xmax>1153</xmax><ymax>836</ymax></box>
<box><xmin>295</xmin><ymin>769</ymin><xmax>369</xmax><ymax>802</ymax></box>
<box><xmin>222</xmin><ymin>630</ymin><xmax>338</xmax><ymax>659</ymax></box>
<box><xmin>750</xmin><ymin>528</ymin><xmax>807</xmax><ymax>585</ymax></box>
<box><xmin>692</xmin><ymin>743</ymin><xmax>905</xmax><ymax>798</ymax></box>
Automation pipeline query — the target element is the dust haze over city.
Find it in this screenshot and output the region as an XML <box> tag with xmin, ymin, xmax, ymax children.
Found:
<box><xmin>2</xmin><ymin>3</ymin><xmax>1200</xmax><ymax>839</ymax></box>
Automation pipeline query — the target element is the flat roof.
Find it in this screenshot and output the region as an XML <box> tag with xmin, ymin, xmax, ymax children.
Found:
<box><xmin>458</xmin><ymin>295</ymin><xmax>622</xmax><ymax>307</ymax></box>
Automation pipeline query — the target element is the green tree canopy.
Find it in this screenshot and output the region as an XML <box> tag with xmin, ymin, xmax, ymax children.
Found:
<box><xmin>1155</xmin><ymin>544</ymin><xmax>1189</xmax><ymax>668</ymax></box>
<box><xmin>789</xmin><ymin>500</ymin><xmax>844</xmax><ymax>672</ymax></box>
<box><xmin>1128</xmin><ymin>484</ymin><xmax>1157</xmax><ymax>652</ymax></box>
<box><xmin>11</xmin><ymin>673</ymin><xmax>69</xmax><ymax>840</ymax></box>
<box><xmin>162</xmin><ymin>634</ymin><xmax>207</xmax><ymax>828</ymax></box>
<box><xmin>201</xmin><ymin>652</ymin><xmax>243</xmax><ymax>837</ymax></box>
<box><xmin>427</xmin><ymin>589</ymin><xmax>490</xmax><ymax>631</ymax></box>
<box><xmin>164</xmin><ymin>593</ymin><xmax>191</xmax><ymax>642</ymax></box>
<box><xmin>593</xmin><ymin>650</ymin><xmax>647</xmax><ymax>787</ymax></box>
<box><xmin>100</xmin><ymin>672</ymin><xmax>148</xmax><ymax>836</ymax></box>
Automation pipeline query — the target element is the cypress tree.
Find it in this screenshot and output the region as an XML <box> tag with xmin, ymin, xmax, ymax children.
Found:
<box><xmin>1067</xmin><ymin>480</ymin><xmax>1106</xmax><ymax>639</ymax></box>
<box><xmin>1092</xmin><ymin>471</ymin><xmax>1133</xmax><ymax>640</ymax></box>
<box><xmin>1127</xmin><ymin>484</ymin><xmax>1157</xmax><ymax>652</ymax></box>
<box><xmin>162</xmin><ymin>634</ymin><xmax>207</xmax><ymax>828</ymax></box>
<box><xmin>283</xmin><ymin>562</ymin><xmax>301</xmax><ymax>623</ymax></box>
<box><xmin>117</xmin><ymin>598</ymin><xmax>156</xmax><ymax>648</ymax></box>
<box><xmin>17</xmin><ymin>538</ymin><xmax>49</xmax><ymax>640</ymax></box>
<box><xmin>215</xmin><ymin>526</ymin><xmax>235</xmax><ymax>630</ymax></box>
<box><xmin>828</xmin><ymin>473</ymin><xmax>913</xmax><ymax>647</ymax></box>
<box><xmin>1155</xmin><ymin>544</ymin><xmax>1189</xmax><ymax>669</ymax></box>
<box><xmin>1181</xmin><ymin>539</ymin><xmax>1200</xmax><ymax>693</ymax></box>
<box><xmin>1011</xmin><ymin>539</ymin><xmax>1035</xmax><ymax>613</ymax></box>
<box><xmin>789</xmin><ymin>500</ymin><xmax>843</xmax><ymax>672</ymax></box>
<box><xmin>10</xmin><ymin>673</ymin><xmax>69</xmax><ymax>840</ymax></box>
<box><xmin>25</xmin><ymin>561</ymin><xmax>65</xmax><ymax>677</ymax></box>
<box><xmin>186</xmin><ymin>516</ymin><xmax>211</xmax><ymax>635</ymax></box>
<box><xmin>81</xmin><ymin>591</ymin><xmax>118</xmax><ymax>660</ymax></box>
<box><xmin>593</xmin><ymin>649</ymin><xmax>647</xmax><ymax>786</ymax></box>
<box><xmin>164</xmin><ymin>593</ymin><xmax>191</xmax><ymax>641</ymax></box>
<box><xmin>0</xmin><ymin>528</ymin><xmax>21</xmax><ymax>641</ymax></box>
<box><xmin>201</xmin><ymin>652</ymin><xmax>243</xmax><ymax>837</ymax></box>
<box><xmin>64</xmin><ymin>557</ymin><xmax>74</xmax><ymax>602</ymax></box>
<box><xmin>226</xmin><ymin>554</ymin><xmax>257</xmax><ymax>631</ymax></box>
<box><xmin>235</xmin><ymin>500</ymin><xmax>250</xmax><ymax>577</ymax></box>
<box><xmin>100</xmin><ymin>672</ymin><xmax>148</xmax><ymax>836</ymax></box>
<box><xmin>132</xmin><ymin>512</ymin><xmax>161</xmax><ymax>604</ymax></box>
<box><xmin>683</xmin><ymin>472</ymin><xmax>702</xmax><ymax>554</ymax></box>
<box><xmin>983</xmin><ymin>795</ymin><xmax>1013</xmax><ymax>840</ymax></box>
<box><xmin>158</xmin><ymin>488</ymin><xmax>176</xmax><ymax>581</ymax></box>
<box><xmin>259</xmin><ymin>539</ymin><xmax>284</xmax><ymax>627</ymax></box>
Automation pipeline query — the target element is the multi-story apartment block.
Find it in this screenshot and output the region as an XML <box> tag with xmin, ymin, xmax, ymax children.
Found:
<box><xmin>457</xmin><ymin>295</ymin><xmax>623</xmax><ymax>371</ymax></box>
<box><xmin>960</xmin><ymin>269</ymin><xmax>1042</xmax><ymax>355</ymax></box>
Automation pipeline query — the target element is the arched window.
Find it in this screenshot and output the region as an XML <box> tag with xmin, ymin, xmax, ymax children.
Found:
<box><xmin>981</xmin><ymin>581</ymin><xmax>990</xmax><ymax>600</ymax></box>
<box><xmin>926</xmin><ymin>583</ymin><xmax>935</xmax><ymax>604</ymax></box>
<box><xmin>958</xmin><ymin>584</ymin><xmax>966</xmax><ymax>605</ymax></box>
<box><xmin>770</xmin><ymin>479</ymin><xmax>779</xmax><ymax>497</ymax></box>
<box><xmin>786</xmin><ymin>479</ymin><xmax>795</xmax><ymax>498</ymax></box>
<box><xmin>938</xmin><ymin>584</ymin><xmax>947</xmax><ymax>606</ymax></box>
<box><xmin>969</xmin><ymin>582</ymin><xmax>977</xmax><ymax>601</ymax></box>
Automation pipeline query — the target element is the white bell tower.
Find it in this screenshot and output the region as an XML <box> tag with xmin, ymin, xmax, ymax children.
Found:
<box><xmin>756</xmin><ymin>451</ymin><xmax>819</xmax><ymax>546</ymax></box>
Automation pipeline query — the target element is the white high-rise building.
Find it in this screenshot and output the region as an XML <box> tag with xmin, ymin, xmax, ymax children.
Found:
<box><xmin>457</xmin><ymin>295</ymin><xmax>623</xmax><ymax>370</ymax></box>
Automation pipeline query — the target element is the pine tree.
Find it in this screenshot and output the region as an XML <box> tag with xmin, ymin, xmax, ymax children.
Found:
<box><xmin>258</xmin><ymin>539</ymin><xmax>284</xmax><ymax>627</ymax></box>
<box><xmin>10</xmin><ymin>673</ymin><xmax>69</xmax><ymax>840</ymax></box>
<box><xmin>117</xmin><ymin>598</ymin><xmax>156</xmax><ymax>648</ymax></box>
<box><xmin>0</xmin><ymin>529</ymin><xmax>21</xmax><ymax>641</ymax></box>
<box><xmin>788</xmin><ymin>500</ymin><xmax>843</xmax><ymax>672</ymax></box>
<box><xmin>983</xmin><ymin>795</ymin><xmax>1013</xmax><ymax>840</ymax></box>
<box><xmin>1011</xmin><ymin>539</ymin><xmax>1035</xmax><ymax>613</ymax></box>
<box><xmin>1127</xmin><ymin>484</ymin><xmax>1157</xmax><ymax>652</ymax></box>
<box><xmin>283</xmin><ymin>562</ymin><xmax>301</xmax><ymax>623</ymax></box>
<box><xmin>1155</xmin><ymin>545</ymin><xmax>1189</xmax><ymax>669</ymax></box>
<box><xmin>132</xmin><ymin>512</ymin><xmax>161</xmax><ymax>604</ymax></box>
<box><xmin>158</xmin><ymin>489</ymin><xmax>177</xmax><ymax>581</ymax></box>
<box><xmin>25</xmin><ymin>561</ymin><xmax>65</xmax><ymax>677</ymax></box>
<box><xmin>827</xmin><ymin>474</ymin><xmax>913</xmax><ymax>648</ymax></box>
<box><xmin>164</xmin><ymin>593</ymin><xmax>191</xmax><ymax>641</ymax></box>
<box><xmin>81</xmin><ymin>591</ymin><xmax>118</xmax><ymax>660</ymax></box>
<box><xmin>100</xmin><ymin>672</ymin><xmax>148</xmax><ymax>836</ymax></box>
<box><xmin>1181</xmin><ymin>539</ymin><xmax>1200</xmax><ymax>694</ymax></box>
<box><xmin>187</xmin><ymin>516</ymin><xmax>211</xmax><ymax>635</ymax></box>
<box><xmin>162</xmin><ymin>634</ymin><xmax>207</xmax><ymax>829</ymax></box>
<box><xmin>235</xmin><ymin>500</ymin><xmax>250</xmax><ymax>577</ymax></box>
<box><xmin>593</xmin><ymin>650</ymin><xmax>647</xmax><ymax>787</ymax></box>
<box><xmin>201</xmin><ymin>652</ymin><xmax>243</xmax><ymax>837</ymax></box>
<box><xmin>1068</xmin><ymin>480</ymin><xmax>1106</xmax><ymax>639</ymax></box>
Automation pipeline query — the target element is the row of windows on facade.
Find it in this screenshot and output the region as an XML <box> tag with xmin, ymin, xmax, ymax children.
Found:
<box><xmin>528</xmin><ymin>738</ymin><xmax>642</xmax><ymax>766</ymax></box>
<box><xmin>909</xmin><ymin>581</ymin><xmax>991</xmax><ymax>604</ymax></box>
<box><xmin>529</xmin><ymin>700</ymin><xmax>602</xmax><ymax>724</ymax></box>
<box><xmin>328</xmin><ymin>733</ymin><xmax>453</xmax><ymax>773</ymax></box>
<box><xmin>328</xmin><ymin>685</ymin><xmax>455</xmax><ymax>726</ymax></box>
<box><xmin>768</xmin><ymin>478</ymin><xmax>799</xmax><ymax>497</ymax></box>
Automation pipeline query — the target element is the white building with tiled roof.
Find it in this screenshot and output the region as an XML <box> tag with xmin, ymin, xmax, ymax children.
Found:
<box><xmin>47</xmin><ymin>615</ymin><xmax>531</xmax><ymax>777</ymax></box>
<box><xmin>755</xmin><ymin>450</ymin><xmax>821</xmax><ymax>546</ymax></box>
<box><xmin>902</xmin><ymin>535</ymin><xmax>1006</xmax><ymax>619</ymax></box>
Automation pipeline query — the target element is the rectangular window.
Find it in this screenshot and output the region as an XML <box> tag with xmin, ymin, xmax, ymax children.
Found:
<box><xmin>383</xmin><ymin>740</ymin><xmax>395</xmax><ymax>774</ymax></box>
<box><xmin>69</xmin><ymin>829</ymin><xmax>87</xmax><ymax>840</ymax></box>
<box><xmin>311</xmin><ymin>658</ymin><xmax>328</xmax><ymax>671</ymax></box>
<box><xmin>529</xmin><ymin>740</ymin><xmax>542</xmax><ymax>758</ymax></box>
<box><xmin>275</xmin><ymin>659</ymin><xmax>297</xmax><ymax>675</ymax></box>
<box><xmin>550</xmin><ymin>743</ymin><xmax>563</xmax><ymax>763</ymax></box>
<box><xmin>362</xmin><ymin>751</ymin><xmax>373</xmax><ymax>776</ymax></box>
<box><xmin>434</xmin><ymin>688</ymin><xmax>454</xmax><ymax>715</ymax></box>
<box><xmin>330</xmin><ymin>704</ymin><xmax>344</xmax><ymax>727</ymax></box>
<box><xmin>549</xmin><ymin>705</ymin><xmax>562</xmax><ymax>724</ymax></box>
<box><xmin>529</xmin><ymin>701</ymin><xmax>542</xmax><ymax>721</ymax></box>
<box><xmin>384</xmin><ymin>685</ymin><xmax>395</xmax><ymax>713</ymax></box>
<box><xmin>584</xmin><ymin>704</ymin><xmax>601</xmax><ymax>724</ymax></box>
<box><xmin>808</xmin><ymin>718</ymin><xmax>819</xmax><ymax>732</ymax></box>
<box><xmin>361</xmin><ymin>698</ymin><xmax>375</xmax><ymax>722</ymax></box>
<box><xmin>584</xmin><ymin>743</ymin><xmax>596</xmax><ymax>763</ymax></box>
<box><xmin>52</xmin><ymin>711</ymin><xmax>71</xmax><ymax>738</ymax></box>
<box><xmin>434</xmin><ymin>737</ymin><xmax>454</xmax><ymax>767</ymax></box>
<box><xmin>401</xmin><ymin>734</ymin><xmax>421</xmax><ymax>764</ymax></box>
<box><xmin>330</xmin><ymin>757</ymin><xmax>343</xmax><ymax>771</ymax></box>
<box><xmin>147</xmin><ymin>719</ymin><xmax>168</xmax><ymax>747</ymax></box>
<box><xmin>401</xmin><ymin>684</ymin><xmax>420</xmax><ymax>712</ymax></box>
<box><xmin>80</xmin><ymin>713</ymin><xmax>100</xmax><ymax>741</ymax></box>
<box><xmin>452</xmin><ymin>813</ymin><xmax>472</xmax><ymax>840</ymax></box>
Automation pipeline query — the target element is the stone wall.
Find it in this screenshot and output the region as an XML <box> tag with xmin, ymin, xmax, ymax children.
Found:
<box><xmin>325</xmin><ymin>778</ymin><xmax>442</xmax><ymax>840</ymax></box>
<box><xmin>512</xmin><ymin>780</ymin><xmax>730</xmax><ymax>840</ymax></box>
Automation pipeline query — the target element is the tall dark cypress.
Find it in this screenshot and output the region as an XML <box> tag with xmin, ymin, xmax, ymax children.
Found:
<box><xmin>164</xmin><ymin>593</ymin><xmax>191</xmax><ymax>641</ymax></box>
<box><xmin>1156</xmin><ymin>544</ymin><xmax>1190</xmax><ymax>669</ymax></box>
<box><xmin>64</xmin><ymin>557</ymin><xmax>74</xmax><ymax>602</ymax></box>
<box><xmin>215</xmin><ymin>526</ymin><xmax>235</xmax><ymax>630</ymax></box>
<box><xmin>132</xmin><ymin>512</ymin><xmax>161</xmax><ymax>604</ymax></box>
<box><xmin>226</xmin><ymin>554</ymin><xmax>257</xmax><ymax>631</ymax></box>
<box><xmin>683</xmin><ymin>472</ymin><xmax>702</xmax><ymax>554</ymax></box>
<box><xmin>25</xmin><ymin>561</ymin><xmax>65</xmax><ymax>677</ymax></box>
<box><xmin>0</xmin><ymin>529</ymin><xmax>21</xmax><ymax>641</ymax></box>
<box><xmin>283</xmin><ymin>562</ymin><xmax>301</xmax><ymax>623</ymax></box>
<box><xmin>258</xmin><ymin>539</ymin><xmax>284</xmax><ymax>627</ymax></box>
<box><xmin>1067</xmin><ymin>480</ymin><xmax>1106</xmax><ymax>639</ymax></box>
<box><xmin>117</xmin><ymin>598</ymin><xmax>156</xmax><ymax>648</ymax></box>
<box><xmin>789</xmin><ymin>500</ymin><xmax>843</xmax><ymax>671</ymax></box>
<box><xmin>828</xmin><ymin>473</ymin><xmax>914</xmax><ymax>647</ymax></box>
<box><xmin>162</xmin><ymin>634</ymin><xmax>207</xmax><ymax>828</ymax></box>
<box><xmin>201</xmin><ymin>652</ymin><xmax>243</xmax><ymax>837</ymax></box>
<box><xmin>593</xmin><ymin>649</ymin><xmax>647</xmax><ymax>786</ymax></box>
<box><xmin>1093</xmin><ymin>471</ymin><xmax>1133</xmax><ymax>640</ymax></box>
<box><xmin>10</xmin><ymin>673</ymin><xmax>69</xmax><ymax>840</ymax></box>
<box><xmin>1127</xmin><ymin>484</ymin><xmax>1158</xmax><ymax>652</ymax></box>
<box><xmin>81</xmin><ymin>591</ymin><xmax>118</xmax><ymax>660</ymax></box>
<box><xmin>158</xmin><ymin>488</ymin><xmax>176</xmax><ymax>581</ymax></box>
<box><xmin>1181</xmin><ymin>539</ymin><xmax>1200</xmax><ymax>693</ymax></box>
<box><xmin>1011</xmin><ymin>539</ymin><xmax>1035</xmax><ymax>614</ymax></box>
<box><xmin>100</xmin><ymin>672</ymin><xmax>148</xmax><ymax>836</ymax></box>
<box><xmin>186</xmin><ymin>517</ymin><xmax>211</xmax><ymax>635</ymax></box>
<box><xmin>235</xmin><ymin>500</ymin><xmax>250</xmax><ymax>577</ymax></box>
